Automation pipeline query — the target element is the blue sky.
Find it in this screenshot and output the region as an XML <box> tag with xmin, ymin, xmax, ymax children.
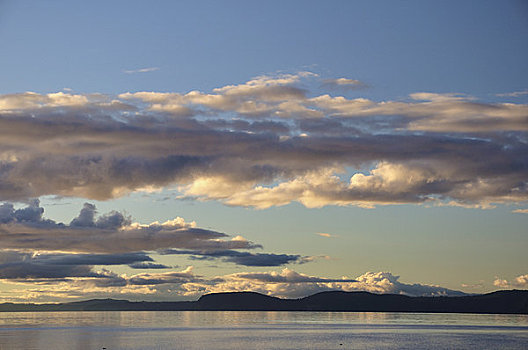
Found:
<box><xmin>2</xmin><ymin>0</ymin><xmax>527</xmax><ymax>97</ymax></box>
<box><xmin>0</xmin><ymin>0</ymin><xmax>527</xmax><ymax>302</ymax></box>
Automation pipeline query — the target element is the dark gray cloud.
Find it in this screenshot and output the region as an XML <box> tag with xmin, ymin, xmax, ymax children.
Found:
<box><xmin>69</xmin><ymin>203</ymin><xmax>96</xmax><ymax>227</ymax></box>
<box><xmin>161</xmin><ymin>249</ymin><xmax>303</xmax><ymax>267</ymax></box>
<box><xmin>0</xmin><ymin>203</ymin><xmax>306</xmax><ymax>283</ymax></box>
<box><xmin>0</xmin><ymin>264</ymin><xmax>95</xmax><ymax>280</ymax></box>
<box><xmin>32</xmin><ymin>252</ymin><xmax>153</xmax><ymax>266</ymax></box>
<box><xmin>0</xmin><ymin>252</ymin><xmax>97</xmax><ymax>280</ymax></box>
<box><xmin>128</xmin><ymin>262</ymin><xmax>171</xmax><ymax>269</ymax></box>
<box><xmin>0</xmin><ymin>251</ymin><xmax>154</xmax><ymax>280</ymax></box>
<box><xmin>0</xmin><ymin>202</ymin><xmax>260</xmax><ymax>253</ymax></box>
<box><xmin>0</xmin><ymin>199</ymin><xmax>56</xmax><ymax>226</ymax></box>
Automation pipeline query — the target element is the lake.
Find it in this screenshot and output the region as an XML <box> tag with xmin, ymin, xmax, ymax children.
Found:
<box><xmin>0</xmin><ymin>311</ymin><xmax>526</xmax><ymax>349</ymax></box>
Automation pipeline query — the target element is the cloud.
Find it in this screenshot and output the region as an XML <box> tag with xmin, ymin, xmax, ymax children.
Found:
<box><xmin>226</xmin><ymin>268</ymin><xmax>356</xmax><ymax>284</ymax></box>
<box><xmin>127</xmin><ymin>266</ymin><xmax>196</xmax><ymax>285</ymax></box>
<box><xmin>493</xmin><ymin>278</ymin><xmax>510</xmax><ymax>288</ymax></box>
<box><xmin>0</xmin><ymin>202</ymin><xmax>261</xmax><ymax>254</ymax></box>
<box><xmin>0</xmin><ymin>72</ymin><xmax>527</xmax><ymax>209</ymax></box>
<box><xmin>0</xmin><ymin>267</ymin><xmax>466</xmax><ymax>302</ymax></box>
<box><xmin>310</xmin><ymin>92</ymin><xmax>528</xmax><ymax>132</ymax></box>
<box><xmin>128</xmin><ymin>262</ymin><xmax>171</xmax><ymax>269</ymax></box>
<box><xmin>120</xmin><ymin>72</ymin><xmax>314</xmax><ymax>117</ymax></box>
<box><xmin>512</xmin><ymin>209</ymin><xmax>528</xmax><ymax>214</ymax></box>
<box><xmin>493</xmin><ymin>274</ymin><xmax>528</xmax><ymax>289</ymax></box>
<box><xmin>0</xmin><ymin>91</ymin><xmax>134</xmax><ymax>112</ymax></box>
<box><xmin>186</xmin><ymin>269</ymin><xmax>466</xmax><ymax>299</ymax></box>
<box><xmin>0</xmin><ymin>250</ymin><xmax>157</xmax><ymax>280</ymax></box>
<box><xmin>123</xmin><ymin>67</ymin><xmax>160</xmax><ymax>74</ymax></box>
<box><xmin>70</xmin><ymin>202</ymin><xmax>131</xmax><ymax>229</ymax></box>
<box><xmin>460</xmin><ymin>281</ymin><xmax>484</xmax><ymax>289</ymax></box>
<box><xmin>0</xmin><ymin>202</ymin><xmax>311</xmax><ymax>290</ymax></box>
<box><xmin>0</xmin><ymin>199</ymin><xmax>47</xmax><ymax>224</ymax></box>
<box><xmin>184</xmin><ymin>160</ymin><xmax>519</xmax><ymax>209</ymax></box>
<box><xmin>352</xmin><ymin>271</ymin><xmax>466</xmax><ymax>297</ymax></box>
<box><xmin>160</xmin><ymin>249</ymin><xmax>304</xmax><ymax>267</ymax></box>
<box><xmin>0</xmin><ymin>252</ymin><xmax>98</xmax><ymax>280</ymax></box>
<box><xmin>496</xmin><ymin>89</ymin><xmax>528</xmax><ymax>98</ymax></box>
<box><xmin>321</xmin><ymin>78</ymin><xmax>367</xmax><ymax>90</ymax></box>
<box><xmin>220</xmin><ymin>270</ymin><xmax>464</xmax><ymax>298</ymax></box>
<box><xmin>316</xmin><ymin>233</ymin><xmax>335</xmax><ymax>238</ymax></box>
<box><xmin>516</xmin><ymin>274</ymin><xmax>528</xmax><ymax>287</ymax></box>
<box><xmin>196</xmin><ymin>269</ymin><xmax>465</xmax><ymax>298</ymax></box>
<box><xmin>1</xmin><ymin>266</ymin><xmax>200</xmax><ymax>302</ymax></box>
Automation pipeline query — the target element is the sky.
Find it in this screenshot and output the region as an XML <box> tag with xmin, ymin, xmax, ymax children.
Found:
<box><xmin>0</xmin><ymin>0</ymin><xmax>527</xmax><ymax>302</ymax></box>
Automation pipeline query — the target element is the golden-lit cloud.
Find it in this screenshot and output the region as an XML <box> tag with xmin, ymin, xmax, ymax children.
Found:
<box><xmin>493</xmin><ymin>274</ymin><xmax>528</xmax><ymax>289</ymax></box>
<box><xmin>316</xmin><ymin>233</ymin><xmax>334</xmax><ymax>238</ymax></box>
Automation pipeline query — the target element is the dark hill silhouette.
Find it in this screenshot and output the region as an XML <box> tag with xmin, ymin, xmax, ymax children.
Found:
<box><xmin>197</xmin><ymin>291</ymin><xmax>284</xmax><ymax>310</ymax></box>
<box><xmin>1</xmin><ymin>290</ymin><xmax>527</xmax><ymax>314</ymax></box>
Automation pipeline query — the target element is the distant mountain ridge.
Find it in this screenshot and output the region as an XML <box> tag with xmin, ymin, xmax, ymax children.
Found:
<box><xmin>1</xmin><ymin>290</ymin><xmax>527</xmax><ymax>314</ymax></box>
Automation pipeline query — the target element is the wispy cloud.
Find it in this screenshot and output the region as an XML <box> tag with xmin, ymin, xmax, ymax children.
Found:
<box><xmin>496</xmin><ymin>89</ymin><xmax>528</xmax><ymax>97</ymax></box>
<box><xmin>316</xmin><ymin>232</ymin><xmax>338</xmax><ymax>238</ymax></box>
<box><xmin>123</xmin><ymin>67</ymin><xmax>160</xmax><ymax>74</ymax></box>
<box><xmin>461</xmin><ymin>281</ymin><xmax>484</xmax><ymax>289</ymax></box>
<box><xmin>321</xmin><ymin>77</ymin><xmax>367</xmax><ymax>90</ymax></box>
<box><xmin>512</xmin><ymin>209</ymin><xmax>528</xmax><ymax>214</ymax></box>
<box><xmin>160</xmin><ymin>249</ymin><xmax>306</xmax><ymax>267</ymax></box>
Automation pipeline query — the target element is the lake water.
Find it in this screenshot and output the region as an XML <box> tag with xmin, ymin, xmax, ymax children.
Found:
<box><xmin>0</xmin><ymin>311</ymin><xmax>526</xmax><ymax>349</ymax></box>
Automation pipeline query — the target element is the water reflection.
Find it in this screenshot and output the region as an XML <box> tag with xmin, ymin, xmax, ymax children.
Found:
<box><xmin>0</xmin><ymin>311</ymin><xmax>526</xmax><ymax>350</ymax></box>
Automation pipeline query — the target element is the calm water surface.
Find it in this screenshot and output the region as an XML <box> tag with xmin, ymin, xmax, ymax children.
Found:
<box><xmin>0</xmin><ymin>311</ymin><xmax>526</xmax><ymax>349</ymax></box>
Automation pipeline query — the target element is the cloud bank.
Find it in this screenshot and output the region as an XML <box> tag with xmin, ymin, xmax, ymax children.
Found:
<box><xmin>0</xmin><ymin>267</ymin><xmax>467</xmax><ymax>302</ymax></box>
<box><xmin>0</xmin><ymin>201</ymin><xmax>471</xmax><ymax>302</ymax></box>
<box><xmin>0</xmin><ymin>72</ymin><xmax>526</xmax><ymax>209</ymax></box>
<box><xmin>0</xmin><ymin>201</ymin><xmax>315</xmax><ymax>298</ymax></box>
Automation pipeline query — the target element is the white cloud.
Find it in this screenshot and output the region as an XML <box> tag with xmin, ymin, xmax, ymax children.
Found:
<box><xmin>321</xmin><ymin>78</ymin><xmax>367</xmax><ymax>90</ymax></box>
<box><xmin>193</xmin><ymin>269</ymin><xmax>465</xmax><ymax>299</ymax></box>
<box><xmin>496</xmin><ymin>90</ymin><xmax>528</xmax><ymax>98</ymax></box>
<box><xmin>123</xmin><ymin>67</ymin><xmax>160</xmax><ymax>74</ymax></box>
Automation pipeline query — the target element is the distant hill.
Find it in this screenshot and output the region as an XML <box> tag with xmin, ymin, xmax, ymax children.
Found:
<box><xmin>1</xmin><ymin>290</ymin><xmax>527</xmax><ymax>314</ymax></box>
